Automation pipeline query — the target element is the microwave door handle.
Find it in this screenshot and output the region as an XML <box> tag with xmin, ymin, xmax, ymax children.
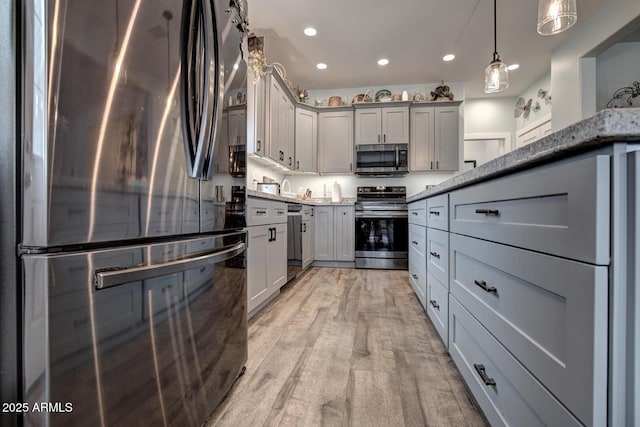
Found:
<box><xmin>395</xmin><ymin>146</ymin><xmax>399</xmax><ymax>169</ymax></box>
<box><xmin>199</xmin><ymin>0</ymin><xmax>225</xmax><ymax>180</ymax></box>
<box><xmin>180</xmin><ymin>0</ymin><xmax>199</xmax><ymax>177</ymax></box>
<box><xmin>95</xmin><ymin>243</ymin><xmax>245</xmax><ymax>290</ymax></box>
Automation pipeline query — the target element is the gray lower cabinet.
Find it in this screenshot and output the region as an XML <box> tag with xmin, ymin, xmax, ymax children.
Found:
<box><xmin>449</xmin><ymin>296</ymin><xmax>582</xmax><ymax>427</ymax></box>
<box><xmin>409</xmin><ymin>201</ymin><xmax>428</xmax><ymax>309</ymax></box>
<box><xmin>314</xmin><ymin>205</ymin><xmax>354</xmax><ymax>262</ymax></box>
<box><xmin>247</xmin><ymin>198</ymin><xmax>287</xmax><ymax>314</ymax></box>
<box><xmin>318</xmin><ymin>110</ymin><xmax>354</xmax><ymax>173</ymax></box>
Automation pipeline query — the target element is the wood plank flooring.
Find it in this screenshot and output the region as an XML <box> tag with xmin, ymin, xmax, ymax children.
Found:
<box><xmin>206</xmin><ymin>267</ymin><xmax>487</xmax><ymax>427</ymax></box>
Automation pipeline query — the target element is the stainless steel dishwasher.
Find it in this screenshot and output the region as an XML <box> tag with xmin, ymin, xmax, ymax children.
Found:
<box><xmin>287</xmin><ymin>204</ymin><xmax>303</xmax><ymax>281</ymax></box>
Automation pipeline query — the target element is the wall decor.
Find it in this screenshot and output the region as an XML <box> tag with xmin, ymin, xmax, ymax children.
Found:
<box><xmin>431</xmin><ymin>81</ymin><xmax>454</xmax><ymax>101</ymax></box>
<box><xmin>606</xmin><ymin>81</ymin><xmax>640</xmax><ymax>108</ymax></box>
<box><xmin>538</xmin><ymin>88</ymin><xmax>552</xmax><ymax>104</ymax></box>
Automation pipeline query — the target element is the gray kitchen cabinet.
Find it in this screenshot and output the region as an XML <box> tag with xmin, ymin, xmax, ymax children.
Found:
<box><xmin>314</xmin><ymin>205</ymin><xmax>354</xmax><ymax>261</ymax></box>
<box><xmin>295</xmin><ymin>107</ymin><xmax>317</xmax><ymax>172</ymax></box>
<box><xmin>318</xmin><ymin>110</ymin><xmax>354</xmax><ymax>173</ymax></box>
<box><xmin>335</xmin><ymin>206</ymin><xmax>355</xmax><ymax>261</ymax></box>
<box><xmin>214</xmin><ymin>112</ymin><xmax>229</xmax><ymax>173</ymax></box>
<box><xmin>314</xmin><ymin>206</ymin><xmax>334</xmax><ymax>261</ymax></box>
<box><xmin>267</xmin><ymin>73</ymin><xmax>295</xmax><ymax>167</ymax></box>
<box><xmin>302</xmin><ymin>206</ymin><xmax>315</xmax><ymax>267</ymax></box>
<box><xmin>354</xmin><ymin>105</ymin><xmax>409</xmax><ymax>145</ymax></box>
<box><xmin>408</xmin><ymin>200</ymin><xmax>427</xmax><ymax>309</ymax></box>
<box><xmin>246</xmin><ymin>198</ymin><xmax>288</xmax><ymax>314</ymax></box>
<box><xmin>247</xmin><ymin>69</ymin><xmax>266</xmax><ymax>156</ymax></box>
<box><xmin>410</xmin><ymin>101</ymin><xmax>461</xmax><ymax>171</ymax></box>
<box><xmin>228</xmin><ymin>105</ymin><xmax>246</xmax><ymax>146</ymax></box>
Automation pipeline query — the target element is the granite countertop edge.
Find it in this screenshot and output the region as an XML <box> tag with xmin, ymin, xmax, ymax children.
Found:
<box><xmin>407</xmin><ymin>108</ymin><xmax>640</xmax><ymax>202</ymax></box>
<box><xmin>247</xmin><ymin>189</ymin><xmax>356</xmax><ymax>206</ymax></box>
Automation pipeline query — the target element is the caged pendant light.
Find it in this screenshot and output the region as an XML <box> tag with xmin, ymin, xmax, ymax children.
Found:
<box><xmin>484</xmin><ymin>0</ymin><xmax>509</xmax><ymax>93</ymax></box>
<box><xmin>537</xmin><ymin>0</ymin><xmax>577</xmax><ymax>35</ymax></box>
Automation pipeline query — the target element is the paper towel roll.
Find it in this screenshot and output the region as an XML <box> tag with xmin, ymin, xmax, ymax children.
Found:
<box><xmin>331</xmin><ymin>182</ymin><xmax>342</xmax><ymax>203</ymax></box>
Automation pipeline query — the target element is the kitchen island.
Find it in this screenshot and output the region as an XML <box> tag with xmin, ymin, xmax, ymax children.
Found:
<box><xmin>407</xmin><ymin>108</ymin><xmax>640</xmax><ymax>427</ymax></box>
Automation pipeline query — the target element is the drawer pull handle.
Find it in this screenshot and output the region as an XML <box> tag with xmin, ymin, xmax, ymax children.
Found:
<box><xmin>412</xmin><ymin>240</ymin><xmax>418</xmax><ymax>245</ymax></box>
<box><xmin>474</xmin><ymin>279</ymin><xmax>497</xmax><ymax>294</ymax></box>
<box><xmin>429</xmin><ymin>211</ymin><xmax>440</xmax><ymax>216</ymax></box>
<box><xmin>475</xmin><ymin>208</ymin><xmax>500</xmax><ymax>216</ymax></box>
<box><xmin>430</xmin><ymin>251</ymin><xmax>440</xmax><ymax>259</ymax></box>
<box><xmin>411</xmin><ymin>212</ymin><xmax>418</xmax><ymax>216</ymax></box>
<box><xmin>429</xmin><ymin>299</ymin><xmax>440</xmax><ymax>310</ymax></box>
<box><xmin>474</xmin><ymin>364</ymin><xmax>496</xmax><ymax>386</ymax></box>
<box><xmin>412</xmin><ymin>273</ymin><xmax>418</xmax><ymax>280</ymax></box>
<box><xmin>256</xmin><ymin>210</ymin><xmax>267</xmax><ymax>214</ymax></box>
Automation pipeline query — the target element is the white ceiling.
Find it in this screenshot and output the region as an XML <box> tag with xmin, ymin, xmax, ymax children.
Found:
<box><xmin>248</xmin><ymin>0</ymin><xmax>609</xmax><ymax>99</ymax></box>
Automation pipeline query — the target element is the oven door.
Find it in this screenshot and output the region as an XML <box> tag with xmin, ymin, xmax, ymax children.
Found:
<box><xmin>355</xmin><ymin>210</ymin><xmax>408</xmax><ymax>269</ymax></box>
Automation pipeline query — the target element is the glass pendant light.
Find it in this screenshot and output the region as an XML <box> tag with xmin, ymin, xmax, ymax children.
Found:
<box><xmin>537</xmin><ymin>0</ymin><xmax>577</xmax><ymax>35</ymax></box>
<box><xmin>484</xmin><ymin>0</ymin><xmax>509</xmax><ymax>93</ymax></box>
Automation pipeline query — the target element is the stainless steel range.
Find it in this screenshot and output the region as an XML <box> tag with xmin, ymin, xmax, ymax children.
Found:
<box><xmin>355</xmin><ymin>186</ymin><xmax>408</xmax><ymax>270</ymax></box>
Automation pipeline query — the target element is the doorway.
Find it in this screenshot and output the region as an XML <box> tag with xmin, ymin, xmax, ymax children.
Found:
<box><xmin>463</xmin><ymin>133</ymin><xmax>513</xmax><ymax>170</ymax></box>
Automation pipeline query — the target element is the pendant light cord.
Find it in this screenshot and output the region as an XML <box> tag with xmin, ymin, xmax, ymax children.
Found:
<box><xmin>493</xmin><ymin>0</ymin><xmax>497</xmax><ymax>55</ymax></box>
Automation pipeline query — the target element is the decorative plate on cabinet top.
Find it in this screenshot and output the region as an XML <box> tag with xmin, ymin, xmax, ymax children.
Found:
<box><xmin>375</xmin><ymin>89</ymin><xmax>391</xmax><ymax>102</ymax></box>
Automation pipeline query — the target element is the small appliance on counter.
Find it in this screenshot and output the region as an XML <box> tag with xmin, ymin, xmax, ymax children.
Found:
<box><xmin>256</xmin><ymin>182</ymin><xmax>280</xmax><ymax>195</ymax></box>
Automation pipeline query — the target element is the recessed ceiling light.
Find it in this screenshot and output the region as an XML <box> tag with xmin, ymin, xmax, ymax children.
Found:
<box><xmin>442</xmin><ymin>54</ymin><xmax>455</xmax><ymax>62</ymax></box>
<box><xmin>507</xmin><ymin>63</ymin><xmax>520</xmax><ymax>71</ymax></box>
<box><xmin>304</xmin><ymin>27</ymin><xmax>317</xmax><ymax>36</ymax></box>
<box><xmin>378</xmin><ymin>58</ymin><xmax>389</xmax><ymax>66</ymax></box>
<box><xmin>316</xmin><ymin>63</ymin><xmax>327</xmax><ymax>70</ymax></box>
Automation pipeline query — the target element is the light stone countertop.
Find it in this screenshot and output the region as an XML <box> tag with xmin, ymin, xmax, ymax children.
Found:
<box><xmin>408</xmin><ymin>108</ymin><xmax>640</xmax><ymax>202</ymax></box>
<box><xmin>247</xmin><ymin>189</ymin><xmax>356</xmax><ymax>206</ymax></box>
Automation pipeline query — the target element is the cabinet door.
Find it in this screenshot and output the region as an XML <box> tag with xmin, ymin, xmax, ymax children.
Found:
<box><xmin>382</xmin><ymin>106</ymin><xmax>409</xmax><ymax>144</ymax></box>
<box><xmin>410</xmin><ymin>107</ymin><xmax>435</xmax><ymax>171</ymax></box>
<box><xmin>302</xmin><ymin>220</ymin><xmax>314</xmax><ymax>267</ymax></box>
<box><xmin>434</xmin><ymin>105</ymin><xmax>459</xmax><ymax>171</ymax></box>
<box><xmin>335</xmin><ymin>206</ymin><xmax>355</xmax><ymax>261</ymax></box>
<box><xmin>269</xmin><ymin>223</ymin><xmax>287</xmax><ymax>290</ymax></box>
<box><xmin>214</xmin><ymin>112</ymin><xmax>230</xmax><ymax>173</ymax></box>
<box><xmin>295</xmin><ymin>108</ymin><xmax>317</xmax><ymax>172</ymax></box>
<box><xmin>355</xmin><ymin>108</ymin><xmax>381</xmax><ymax>145</ymax></box>
<box><xmin>277</xmin><ymin>91</ymin><xmax>289</xmax><ymax>165</ymax></box>
<box><xmin>286</xmin><ymin>100</ymin><xmax>295</xmax><ymax>168</ymax></box>
<box><xmin>228</xmin><ymin>109</ymin><xmax>246</xmax><ymax>146</ymax></box>
<box><xmin>247</xmin><ymin>69</ymin><xmax>265</xmax><ymax>155</ymax></box>
<box><xmin>318</xmin><ymin>112</ymin><xmax>354</xmax><ymax>173</ymax></box>
<box><xmin>268</xmin><ymin>77</ymin><xmax>282</xmax><ymax>163</ymax></box>
<box><xmin>314</xmin><ymin>206</ymin><xmax>335</xmax><ymax>260</ymax></box>
<box><xmin>247</xmin><ymin>225</ymin><xmax>270</xmax><ymax>312</ymax></box>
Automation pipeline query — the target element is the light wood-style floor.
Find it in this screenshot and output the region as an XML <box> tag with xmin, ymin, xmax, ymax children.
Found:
<box><xmin>206</xmin><ymin>267</ymin><xmax>487</xmax><ymax>426</ymax></box>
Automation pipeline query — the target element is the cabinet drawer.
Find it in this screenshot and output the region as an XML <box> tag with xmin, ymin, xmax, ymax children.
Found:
<box><xmin>408</xmin><ymin>200</ymin><xmax>427</xmax><ymax>225</ymax></box>
<box><xmin>426</xmin><ymin>272</ymin><xmax>448</xmax><ymax>346</ymax></box>
<box><xmin>302</xmin><ymin>205</ymin><xmax>314</xmax><ymax>220</ymax></box>
<box><xmin>408</xmin><ymin>246</ymin><xmax>426</xmax><ymax>309</ymax></box>
<box><xmin>449</xmin><ymin>155</ymin><xmax>610</xmax><ymax>265</ymax></box>
<box><xmin>450</xmin><ymin>234</ymin><xmax>607</xmax><ymax>426</ymax></box>
<box><xmin>449</xmin><ymin>296</ymin><xmax>582</xmax><ymax>427</ymax></box>
<box><xmin>426</xmin><ymin>227</ymin><xmax>449</xmax><ymax>288</ymax></box>
<box><xmin>408</xmin><ymin>223</ymin><xmax>426</xmax><ymax>256</ymax></box>
<box><xmin>247</xmin><ymin>198</ymin><xmax>287</xmax><ymax>226</ymax></box>
<box><xmin>426</xmin><ymin>194</ymin><xmax>448</xmax><ymax>231</ymax></box>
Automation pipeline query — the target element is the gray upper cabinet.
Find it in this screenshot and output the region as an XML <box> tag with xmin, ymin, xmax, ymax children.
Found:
<box><xmin>318</xmin><ymin>110</ymin><xmax>354</xmax><ymax>174</ymax></box>
<box><xmin>295</xmin><ymin>107</ymin><xmax>317</xmax><ymax>172</ymax></box>
<box><xmin>355</xmin><ymin>105</ymin><xmax>409</xmax><ymax>145</ymax></box>
<box><xmin>247</xmin><ymin>69</ymin><xmax>265</xmax><ymax>156</ymax></box>
<box><xmin>228</xmin><ymin>106</ymin><xmax>246</xmax><ymax>146</ymax></box>
<box><xmin>410</xmin><ymin>102</ymin><xmax>461</xmax><ymax>171</ymax></box>
<box><xmin>267</xmin><ymin>73</ymin><xmax>295</xmax><ymax>167</ymax></box>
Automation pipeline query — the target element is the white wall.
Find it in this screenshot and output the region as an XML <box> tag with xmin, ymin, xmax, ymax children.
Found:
<box><xmin>551</xmin><ymin>0</ymin><xmax>640</xmax><ymax>130</ymax></box>
<box><xmin>515</xmin><ymin>72</ymin><xmax>552</xmax><ymax>131</ymax></box>
<box><xmin>464</xmin><ymin>97</ymin><xmax>517</xmax><ymax>135</ymax></box>
<box><xmin>596</xmin><ymin>41</ymin><xmax>640</xmax><ymax>110</ymax></box>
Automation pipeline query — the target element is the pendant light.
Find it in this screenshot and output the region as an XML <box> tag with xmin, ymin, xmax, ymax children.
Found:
<box><xmin>537</xmin><ymin>0</ymin><xmax>577</xmax><ymax>35</ymax></box>
<box><xmin>484</xmin><ymin>0</ymin><xmax>508</xmax><ymax>93</ymax></box>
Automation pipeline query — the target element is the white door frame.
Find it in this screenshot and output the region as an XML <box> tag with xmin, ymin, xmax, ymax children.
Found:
<box><xmin>464</xmin><ymin>132</ymin><xmax>514</xmax><ymax>155</ymax></box>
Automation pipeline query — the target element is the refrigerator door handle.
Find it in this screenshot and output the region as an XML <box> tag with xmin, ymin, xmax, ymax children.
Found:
<box><xmin>94</xmin><ymin>242</ymin><xmax>245</xmax><ymax>290</ymax></box>
<box><xmin>200</xmin><ymin>0</ymin><xmax>225</xmax><ymax>180</ymax></box>
<box><xmin>180</xmin><ymin>0</ymin><xmax>201</xmax><ymax>178</ymax></box>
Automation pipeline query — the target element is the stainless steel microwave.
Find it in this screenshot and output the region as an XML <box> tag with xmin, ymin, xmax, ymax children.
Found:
<box><xmin>355</xmin><ymin>144</ymin><xmax>408</xmax><ymax>176</ymax></box>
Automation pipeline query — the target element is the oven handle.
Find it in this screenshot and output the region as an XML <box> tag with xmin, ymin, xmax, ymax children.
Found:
<box><xmin>355</xmin><ymin>211</ymin><xmax>408</xmax><ymax>218</ymax></box>
<box><xmin>94</xmin><ymin>242</ymin><xmax>245</xmax><ymax>290</ymax></box>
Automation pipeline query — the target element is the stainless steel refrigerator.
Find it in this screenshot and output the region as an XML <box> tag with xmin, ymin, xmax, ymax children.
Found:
<box><xmin>8</xmin><ymin>0</ymin><xmax>249</xmax><ymax>425</ymax></box>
